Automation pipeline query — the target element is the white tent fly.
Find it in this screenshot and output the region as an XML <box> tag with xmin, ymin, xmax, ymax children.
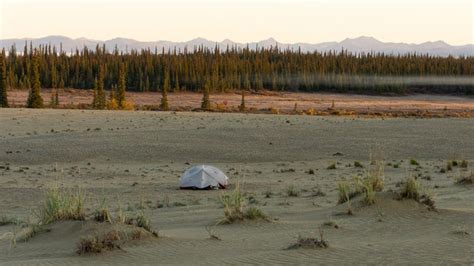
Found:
<box><xmin>180</xmin><ymin>165</ymin><xmax>229</xmax><ymax>189</ymax></box>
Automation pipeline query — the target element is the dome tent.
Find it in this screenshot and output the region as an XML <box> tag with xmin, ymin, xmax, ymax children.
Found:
<box><xmin>180</xmin><ymin>165</ymin><xmax>229</xmax><ymax>189</ymax></box>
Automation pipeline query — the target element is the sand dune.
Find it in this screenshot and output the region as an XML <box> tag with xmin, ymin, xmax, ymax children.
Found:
<box><xmin>0</xmin><ymin>109</ymin><xmax>473</xmax><ymax>264</ymax></box>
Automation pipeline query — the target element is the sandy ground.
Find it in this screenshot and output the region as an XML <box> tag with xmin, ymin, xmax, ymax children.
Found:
<box><xmin>0</xmin><ymin>108</ymin><xmax>473</xmax><ymax>264</ymax></box>
<box><xmin>7</xmin><ymin>89</ymin><xmax>474</xmax><ymax>116</ymax></box>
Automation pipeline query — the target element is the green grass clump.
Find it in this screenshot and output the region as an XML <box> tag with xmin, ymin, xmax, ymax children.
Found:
<box><xmin>355</xmin><ymin>177</ymin><xmax>376</xmax><ymax>205</ymax></box>
<box><xmin>219</xmin><ymin>183</ymin><xmax>244</xmax><ymax>224</ymax></box>
<box><xmin>135</xmin><ymin>211</ymin><xmax>152</xmax><ymax>232</ymax></box>
<box><xmin>244</xmin><ymin>207</ymin><xmax>268</xmax><ymax>221</ymax></box>
<box><xmin>354</xmin><ymin>161</ymin><xmax>364</xmax><ymax>168</ymax></box>
<box><xmin>219</xmin><ymin>183</ymin><xmax>269</xmax><ymax>224</ymax></box>
<box><xmin>37</xmin><ymin>186</ymin><xmax>85</xmax><ymax>225</ymax></box>
<box><xmin>0</xmin><ymin>216</ymin><xmax>22</xmax><ymax>226</ymax></box>
<box><xmin>400</xmin><ymin>177</ymin><xmax>420</xmax><ymax>200</ymax></box>
<box><xmin>446</xmin><ymin>161</ymin><xmax>453</xmax><ymax>171</ymax></box>
<box><xmin>94</xmin><ymin>197</ymin><xmax>112</xmax><ymax>223</ymax></box>
<box><xmin>286</xmin><ymin>185</ymin><xmax>300</xmax><ymax>197</ymax></box>
<box><xmin>410</xmin><ymin>159</ymin><xmax>419</xmax><ymax>166</ymax></box>
<box><xmin>398</xmin><ymin>177</ymin><xmax>436</xmax><ymax>210</ymax></box>
<box><xmin>337</xmin><ymin>181</ymin><xmax>359</xmax><ymax>204</ymax></box>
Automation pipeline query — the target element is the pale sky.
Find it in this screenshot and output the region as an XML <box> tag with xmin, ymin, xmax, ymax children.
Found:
<box><xmin>1</xmin><ymin>0</ymin><xmax>473</xmax><ymax>45</ymax></box>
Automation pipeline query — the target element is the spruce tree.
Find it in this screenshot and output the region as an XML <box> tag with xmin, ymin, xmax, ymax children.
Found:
<box><xmin>117</xmin><ymin>63</ymin><xmax>126</xmax><ymax>109</ymax></box>
<box><xmin>54</xmin><ymin>89</ymin><xmax>59</xmax><ymax>106</ymax></box>
<box><xmin>201</xmin><ymin>76</ymin><xmax>211</xmax><ymax>110</ymax></box>
<box><xmin>27</xmin><ymin>51</ymin><xmax>44</xmax><ymax>108</ymax></box>
<box><xmin>50</xmin><ymin>89</ymin><xmax>58</xmax><ymax>107</ymax></box>
<box><xmin>0</xmin><ymin>53</ymin><xmax>8</xmax><ymax>107</ymax></box>
<box><xmin>160</xmin><ymin>70</ymin><xmax>170</xmax><ymax>110</ymax></box>
<box><xmin>239</xmin><ymin>90</ymin><xmax>246</xmax><ymax>111</ymax></box>
<box><xmin>92</xmin><ymin>78</ymin><xmax>98</xmax><ymax>108</ymax></box>
<box><xmin>94</xmin><ymin>66</ymin><xmax>106</xmax><ymax>109</ymax></box>
<box><xmin>174</xmin><ymin>72</ymin><xmax>180</xmax><ymax>92</ymax></box>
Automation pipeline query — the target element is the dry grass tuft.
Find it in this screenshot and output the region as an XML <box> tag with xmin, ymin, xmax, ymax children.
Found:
<box><xmin>456</xmin><ymin>171</ymin><xmax>474</xmax><ymax>185</ymax></box>
<box><xmin>287</xmin><ymin>228</ymin><xmax>329</xmax><ymax>249</ymax></box>
<box><xmin>205</xmin><ymin>225</ymin><xmax>221</xmax><ymax>240</ymax></box>
<box><xmin>76</xmin><ymin>230</ymin><xmax>122</xmax><ymax>255</ymax></box>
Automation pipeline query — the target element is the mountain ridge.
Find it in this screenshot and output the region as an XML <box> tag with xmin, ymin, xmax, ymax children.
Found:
<box><xmin>1</xmin><ymin>35</ymin><xmax>472</xmax><ymax>56</ymax></box>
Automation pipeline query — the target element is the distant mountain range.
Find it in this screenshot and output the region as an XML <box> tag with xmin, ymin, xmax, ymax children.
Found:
<box><xmin>1</xmin><ymin>35</ymin><xmax>473</xmax><ymax>57</ymax></box>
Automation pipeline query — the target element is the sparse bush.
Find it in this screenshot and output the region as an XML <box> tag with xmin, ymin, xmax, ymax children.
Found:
<box><xmin>305</xmin><ymin>108</ymin><xmax>316</xmax><ymax>115</ymax></box>
<box><xmin>410</xmin><ymin>159</ymin><xmax>419</xmax><ymax>166</ymax></box>
<box><xmin>460</xmin><ymin>160</ymin><xmax>468</xmax><ymax>168</ymax></box>
<box><xmin>269</xmin><ymin>107</ymin><xmax>279</xmax><ymax>114</ymax></box>
<box><xmin>327</xmin><ymin>163</ymin><xmax>336</xmax><ymax>170</ymax></box>
<box><xmin>106</xmin><ymin>98</ymin><xmax>118</xmax><ymax>110</ymax></box>
<box><xmin>354</xmin><ymin>161</ymin><xmax>364</xmax><ymax>168</ymax></box>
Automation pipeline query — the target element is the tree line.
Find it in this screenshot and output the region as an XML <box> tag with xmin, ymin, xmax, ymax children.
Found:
<box><xmin>0</xmin><ymin>42</ymin><xmax>473</xmax><ymax>108</ymax></box>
